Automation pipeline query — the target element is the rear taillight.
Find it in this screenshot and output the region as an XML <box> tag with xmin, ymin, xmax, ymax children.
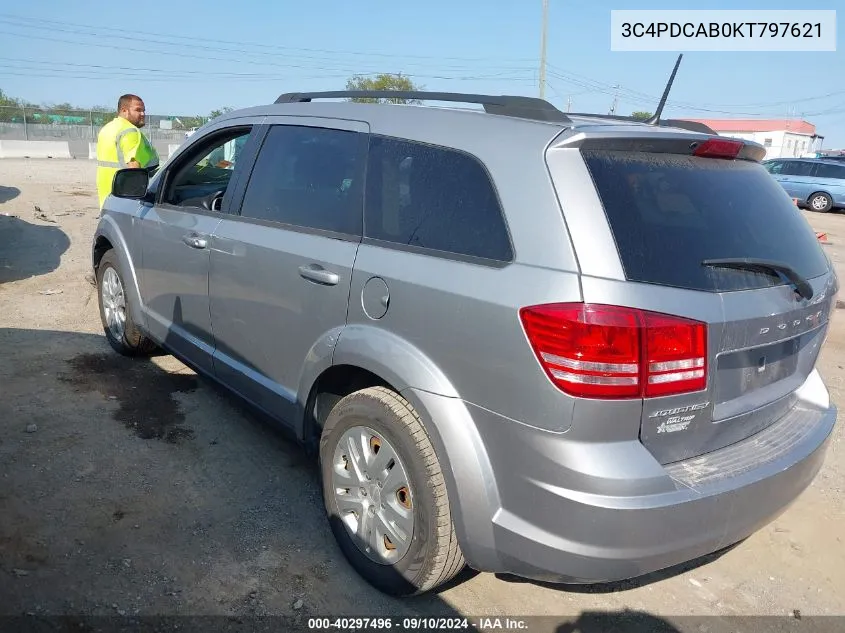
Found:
<box><xmin>692</xmin><ymin>138</ymin><xmax>742</xmax><ymax>159</ymax></box>
<box><xmin>519</xmin><ymin>303</ymin><xmax>707</xmax><ymax>400</ymax></box>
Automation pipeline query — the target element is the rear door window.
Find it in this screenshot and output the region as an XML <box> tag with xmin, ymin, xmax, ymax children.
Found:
<box><xmin>582</xmin><ymin>150</ymin><xmax>830</xmax><ymax>292</ymax></box>
<box><xmin>814</xmin><ymin>163</ymin><xmax>845</xmax><ymax>180</ymax></box>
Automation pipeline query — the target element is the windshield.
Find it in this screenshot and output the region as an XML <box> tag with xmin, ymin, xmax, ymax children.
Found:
<box><xmin>582</xmin><ymin>150</ymin><xmax>830</xmax><ymax>292</ymax></box>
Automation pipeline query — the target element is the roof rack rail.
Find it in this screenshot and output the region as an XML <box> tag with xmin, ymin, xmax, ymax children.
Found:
<box><xmin>274</xmin><ymin>90</ymin><xmax>572</xmax><ymax>123</ymax></box>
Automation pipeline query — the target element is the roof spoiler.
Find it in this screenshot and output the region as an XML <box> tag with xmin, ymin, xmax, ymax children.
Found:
<box><xmin>566</xmin><ymin>112</ymin><xmax>718</xmax><ymax>135</ymax></box>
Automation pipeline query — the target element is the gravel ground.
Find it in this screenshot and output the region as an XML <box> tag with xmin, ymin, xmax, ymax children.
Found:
<box><xmin>1</xmin><ymin>158</ymin><xmax>844</xmax><ymax>633</ymax></box>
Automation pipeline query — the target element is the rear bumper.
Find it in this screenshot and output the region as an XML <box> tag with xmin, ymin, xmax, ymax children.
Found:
<box><xmin>410</xmin><ymin>370</ymin><xmax>837</xmax><ymax>584</ymax></box>
<box><xmin>490</xmin><ymin>405</ymin><xmax>832</xmax><ymax>584</ymax></box>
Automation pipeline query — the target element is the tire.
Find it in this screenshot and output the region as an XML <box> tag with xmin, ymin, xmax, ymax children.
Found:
<box><xmin>319</xmin><ymin>386</ymin><xmax>465</xmax><ymax>596</ymax></box>
<box><xmin>808</xmin><ymin>192</ymin><xmax>833</xmax><ymax>213</ymax></box>
<box><xmin>96</xmin><ymin>249</ymin><xmax>157</xmax><ymax>356</ymax></box>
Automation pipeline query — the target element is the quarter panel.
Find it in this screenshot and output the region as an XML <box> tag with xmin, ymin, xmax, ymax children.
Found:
<box><xmin>346</xmin><ymin>244</ymin><xmax>583</xmax><ymax>431</ymax></box>
<box><xmin>331</xmin><ymin>325</ymin><xmax>460</xmax><ymax>397</ymax></box>
<box><xmin>402</xmin><ymin>388</ymin><xmax>503</xmax><ymax>572</ymax></box>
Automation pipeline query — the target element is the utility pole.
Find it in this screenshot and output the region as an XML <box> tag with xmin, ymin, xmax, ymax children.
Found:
<box><xmin>609</xmin><ymin>84</ymin><xmax>620</xmax><ymax>115</ymax></box>
<box><xmin>566</xmin><ymin>96</ymin><xmax>572</xmax><ymax>112</ymax></box>
<box><xmin>539</xmin><ymin>0</ymin><xmax>548</xmax><ymax>99</ymax></box>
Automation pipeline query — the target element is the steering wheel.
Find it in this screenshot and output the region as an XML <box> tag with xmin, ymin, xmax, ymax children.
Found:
<box><xmin>202</xmin><ymin>187</ymin><xmax>227</xmax><ymax>212</ymax></box>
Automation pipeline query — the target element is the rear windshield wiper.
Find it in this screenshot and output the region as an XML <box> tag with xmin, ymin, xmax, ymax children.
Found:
<box><xmin>701</xmin><ymin>257</ymin><xmax>814</xmax><ymax>300</ymax></box>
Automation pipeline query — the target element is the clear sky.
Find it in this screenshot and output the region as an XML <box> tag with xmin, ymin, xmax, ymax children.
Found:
<box><xmin>1</xmin><ymin>0</ymin><xmax>843</xmax><ymax>147</ymax></box>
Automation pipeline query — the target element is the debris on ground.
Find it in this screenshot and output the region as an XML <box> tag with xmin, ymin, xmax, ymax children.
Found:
<box><xmin>33</xmin><ymin>205</ymin><xmax>56</xmax><ymax>223</ymax></box>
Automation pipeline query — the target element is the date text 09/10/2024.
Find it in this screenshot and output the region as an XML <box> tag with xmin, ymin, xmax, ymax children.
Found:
<box><xmin>307</xmin><ymin>617</ymin><xmax>530</xmax><ymax>631</ymax></box>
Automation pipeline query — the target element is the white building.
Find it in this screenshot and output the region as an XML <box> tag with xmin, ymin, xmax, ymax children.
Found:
<box><xmin>680</xmin><ymin>118</ymin><xmax>823</xmax><ymax>160</ymax></box>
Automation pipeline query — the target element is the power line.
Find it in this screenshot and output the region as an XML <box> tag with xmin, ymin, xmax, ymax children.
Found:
<box><xmin>0</xmin><ymin>31</ymin><xmax>535</xmax><ymax>83</ymax></box>
<box><xmin>0</xmin><ymin>56</ymin><xmax>536</xmax><ymax>83</ymax></box>
<box><xmin>546</xmin><ymin>63</ymin><xmax>845</xmax><ymax>115</ymax></box>
<box><xmin>0</xmin><ymin>70</ymin><xmax>347</xmax><ymax>82</ymax></box>
<box><xmin>0</xmin><ymin>22</ymin><xmax>526</xmax><ymax>75</ymax></box>
<box><xmin>0</xmin><ymin>57</ymin><xmax>333</xmax><ymax>78</ymax></box>
<box><xmin>3</xmin><ymin>12</ymin><xmax>842</xmax><ymax>120</ymax></box>
<box><xmin>539</xmin><ymin>0</ymin><xmax>548</xmax><ymax>98</ymax></box>
<box><xmin>0</xmin><ymin>13</ymin><xmax>537</xmax><ymax>66</ymax></box>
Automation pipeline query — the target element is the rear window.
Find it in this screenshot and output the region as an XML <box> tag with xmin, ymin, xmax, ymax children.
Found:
<box><xmin>582</xmin><ymin>150</ymin><xmax>830</xmax><ymax>292</ymax></box>
<box><xmin>364</xmin><ymin>135</ymin><xmax>513</xmax><ymax>263</ymax></box>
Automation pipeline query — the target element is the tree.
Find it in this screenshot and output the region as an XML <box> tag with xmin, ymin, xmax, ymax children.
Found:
<box><xmin>0</xmin><ymin>88</ymin><xmax>19</xmax><ymax>107</ymax></box>
<box><xmin>631</xmin><ymin>111</ymin><xmax>653</xmax><ymax>121</ymax></box>
<box><xmin>0</xmin><ymin>89</ymin><xmax>19</xmax><ymax>122</ymax></box>
<box><xmin>209</xmin><ymin>106</ymin><xmax>234</xmax><ymax>120</ymax></box>
<box><xmin>344</xmin><ymin>73</ymin><xmax>424</xmax><ymax>104</ymax></box>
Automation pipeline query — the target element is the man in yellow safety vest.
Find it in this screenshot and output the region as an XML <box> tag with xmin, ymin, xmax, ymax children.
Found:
<box><xmin>95</xmin><ymin>93</ymin><xmax>159</xmax><ymax>209</ymax></box>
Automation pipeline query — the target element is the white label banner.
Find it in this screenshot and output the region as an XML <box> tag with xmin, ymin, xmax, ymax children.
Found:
<box><xmin>611</xmin><ymin>10</ymin><xmax>837</xmax><ymax>51</ymax></box>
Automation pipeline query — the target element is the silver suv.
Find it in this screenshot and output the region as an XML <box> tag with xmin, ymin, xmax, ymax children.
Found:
<box><xmin>92</xmin><ymin>87</ymin><xmax>839</xmax><ymax>597</ymax></box>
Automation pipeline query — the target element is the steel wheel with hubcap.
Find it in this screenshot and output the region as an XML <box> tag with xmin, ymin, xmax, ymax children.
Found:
<box><xmin>332</xmin><ymin>425</ymin><xmax>415</xmax><ymax>564</ymax></box>
<box><xmin>96</xmin><ymin>250</ymin><xmax>157</xmax><ymax>356</ymax></box>
<box><xmin>101</xmin><ymin>267</ymin><xmax>127</xmax><ymax>341</ymax></box>
<box><xmin>810</xmin><ymin>192</ymin><xmax>833</xmax><ymax>212</ymax></box>
<box><xmin>319</xmin><ymin>386</ymin><xmax>465</xmax><ymax>596</ymax></box>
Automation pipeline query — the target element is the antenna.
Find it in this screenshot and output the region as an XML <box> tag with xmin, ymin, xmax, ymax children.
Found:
<box><xmin>644</xmin><ymin>54</ymin><xmax>683</xmax><ymax>126</ymax></box>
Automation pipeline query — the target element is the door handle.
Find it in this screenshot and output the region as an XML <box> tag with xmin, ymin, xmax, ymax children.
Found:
<box><xmin>182</xmin><ymin>234</ymin><xmax>208</xmax><ymax>249</ymax></box>
<box><xmin>298</xmin><ymin>264</ymin><xmax>339</xmax><ymax>286</ymax></box>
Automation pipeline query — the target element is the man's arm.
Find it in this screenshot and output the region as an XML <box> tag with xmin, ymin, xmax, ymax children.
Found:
<box><xmin>118</xmin><ymin>129</ymin><xmax>143</xmax><ymax>168</ymax></box>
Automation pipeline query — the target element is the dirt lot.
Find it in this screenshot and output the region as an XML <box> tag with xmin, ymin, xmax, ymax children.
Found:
<box><xmin>1</xmin><ymin>158</ymin><xmax>844</xmax><ymax>632</ymax></box>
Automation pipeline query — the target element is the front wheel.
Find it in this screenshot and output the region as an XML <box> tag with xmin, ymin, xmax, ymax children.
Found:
<box><xmin>96</xmin><ymin>250</ymin><xmax>157</xmax><ymax>356</ymax></box>
<box><xmin>319</xmin><ymin>386</ymin><xmax>465</xmax><ymax>596</ymax></box>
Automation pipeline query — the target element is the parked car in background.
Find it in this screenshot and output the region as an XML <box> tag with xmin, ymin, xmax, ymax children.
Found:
<box><xmin>763</xmin><ymin>157</ymin><xmax>845</xmax><ymax>212</ymax></box>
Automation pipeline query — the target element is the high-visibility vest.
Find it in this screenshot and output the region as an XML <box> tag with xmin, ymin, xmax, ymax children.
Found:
<box><xmin>96</xmin><ymin>116</ymin><xmax>159</xmax><ymax>208</ymax></box>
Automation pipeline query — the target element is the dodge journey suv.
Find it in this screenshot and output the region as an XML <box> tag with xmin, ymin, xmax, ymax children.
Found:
<box><xmin>92</xmin><ymin>88</ymin><xmax>839</xmax><ymax>596</ymax></box>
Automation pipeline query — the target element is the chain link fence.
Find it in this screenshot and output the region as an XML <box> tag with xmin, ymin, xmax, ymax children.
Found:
<box><xmin>0</xmin><ymin>105</ymin><xmax>210</xmax><ymax>157</ymax></box>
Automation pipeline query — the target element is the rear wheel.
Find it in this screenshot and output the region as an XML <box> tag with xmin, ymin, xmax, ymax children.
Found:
<box><xmin>808</xmin><ymin>192</ymin><xmax>833</xmax><ymax>213</ymax></box>
<box><xmin>96</xmin><ymin>250</ymin><xmax>157</xmax><ymax>356</ymax></box>
<box><xmin>318</xmin><ymin>386</ymin><xmax>465</xmax><ymax>596</ymax></box>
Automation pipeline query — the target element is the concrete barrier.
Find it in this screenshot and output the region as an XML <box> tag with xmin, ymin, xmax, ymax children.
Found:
<box><xmin>88</xmin><ymin>142</ymin><xmax>97</xmax><ymax>160</ymax></box>
<box><xmin>0</xmin><ymin>140</ymin><xmax>72</xmax><ymax>159</ymax></box>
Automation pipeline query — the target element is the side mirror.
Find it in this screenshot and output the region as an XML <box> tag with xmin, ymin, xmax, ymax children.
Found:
<box><xmin>112</xmin><ymin>168</ymin><xmax>150</xmax><ymax>199</ymax></box>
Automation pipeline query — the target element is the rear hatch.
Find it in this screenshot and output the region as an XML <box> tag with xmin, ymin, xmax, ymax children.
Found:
<box><xmin>578</xmin><ymin>136</ymin><xmax>838</xmax><ymax>464</ymax></box>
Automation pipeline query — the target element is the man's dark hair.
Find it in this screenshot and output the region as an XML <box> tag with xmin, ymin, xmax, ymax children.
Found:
<box><xmin>117</xmin><ymin>94</ymin><xmax>142</xmax><ymax>112</ymax></box>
